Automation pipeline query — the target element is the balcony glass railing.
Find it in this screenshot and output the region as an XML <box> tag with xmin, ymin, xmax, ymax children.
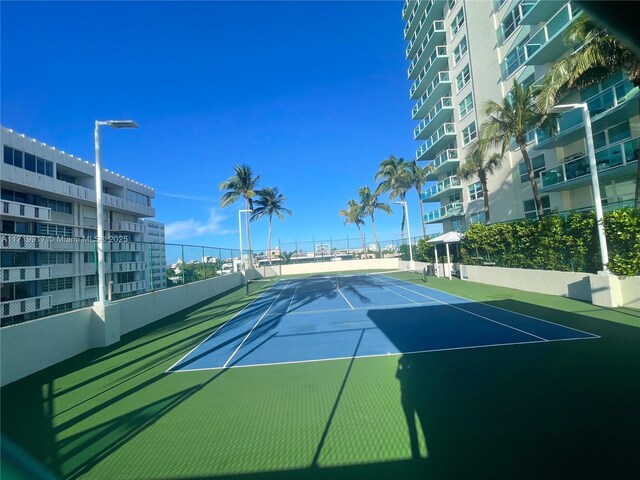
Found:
<box><xmin>412</xmin><ymin>71</ymin><xmax>451</xmax><ymax>114</ymax></box>
<box><xmin>422</xmin><ymin>176</ymin><xmax>461</xmax><ymax>200</ymax></box>
<box><xmin>428</xmin><ymin>149</ymin><xmax>459</xmax><ymax>170</ymax></box>
<box><xmin>525</xmin><ymin>3</ymin><xmax>581</xmax><ymax>58</ymax></box>
<box><xmin>404</xmin><ymin>0</ymin><xmax>424</xmax><ymax>38</ymax></box>
<box><xmin>540</xmin><ymin>137</ymin><xmax>640</xmax><ymax>188</ymax></box>
<box><xmin>405</xmin><ymin>0</ymin><xmax>438</xmax><ymax>56</ymax></box>
<box><xmin>409</xmin><ymin>46</ymin><xmax>448</xmax><ymax>97</ymax></box>
<box><xmin>414</xmin><ymin>97</ymin><xmax>453</xmax><ymax>138</ymax></box>
<box><xmin>416</xmin><ymin>123</ymin><xmax>456</xmax><ymax>159</ymax></box>
<box><xmin>408</xmin><ymin>20</ymin><xmax>446</xmax><ymax>77</ymax></box>
<box><xmin>556</xmin><ymin>80</ymin><xmax>635</xmax><ymax>132</ymax></box>
<box><xmin>424</xmin><ymin>202</ymin><xmax>464</xmax><ymax>222</ymax></box>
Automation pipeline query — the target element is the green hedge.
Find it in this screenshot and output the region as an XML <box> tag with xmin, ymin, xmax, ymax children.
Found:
<box><xmin>460</xmin><ymin>208</ymin><xmax>640</xmax><ymax>276</ymax></box>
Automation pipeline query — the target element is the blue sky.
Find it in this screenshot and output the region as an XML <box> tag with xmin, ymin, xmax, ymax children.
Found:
<box><xmin>1</xmin><ymin>1</ymin><xmax>441</xmax><ymax>250</ymax></box>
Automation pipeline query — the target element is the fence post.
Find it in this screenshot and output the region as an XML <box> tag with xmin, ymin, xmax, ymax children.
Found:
<box><xmin>149</xmin><ymin>243</ymin><xmax>154</xmax><ymax>291</ymax></box>
<box><xmin>202</xmin><ymin>246</ymin><xmax>206</xmax><ymax>279</ymax></box>
<box><xmin>330</xmin><ymin>235</ymin><xmax>333</xmax><ymax>260</ymax></box>
<box><xmin>181</xmin><ymin>245</ymin><xmax>185</xmax><ymax>284</ymax></box>
<box><xmin>346</xmin><ymin>233</ymin><xmax>350</xmax><ymax>252</ymax></box>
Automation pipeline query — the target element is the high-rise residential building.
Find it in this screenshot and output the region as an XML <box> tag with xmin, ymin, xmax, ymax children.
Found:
<box><xmin>1</xmin><ymin>126</ymin><xmax>166</xmax><ymax>325</ymax></box>
<box><xmin>403</xmin><ymin>0</ymin><xmax>639</xmax><ymax>233</ymax></box>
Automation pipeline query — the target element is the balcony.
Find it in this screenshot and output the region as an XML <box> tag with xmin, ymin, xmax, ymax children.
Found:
<box><xmin>114</xmin><ymin>280</ymin><xmax>148</xmax><ymax>295</ymax></box>
<box><xmin>404</xmin><ymin>0</ymin><xmax>427</xmax><ymax>41</ymax></box>
<box><xmin>534</xmin><ymin>81</ymin><xmax>639</xmax><ymax>150</ymax></box>
<box><xmin>409</xmin><ymin>46</ymin><xmax>448</xmax><ymax>99</ymax></box>
<box><xmin>416</xmin><ymin>123</ymin><xmax>456</xmax><ymax>161</ymax></box>
<box><xmin>423</xmin><ymin>202</ymin><xmax>465</xmax><ymax>223</ymax></box>
<box><xmin>540</xmin><ymin>137</ymin><xmax>640</xmax><ymax>192</ymax></box>
<box><xmin>108</xmin><ymin>261</ymin><xmax>147</xmax><ymax>273</ymax></box>
<box><xmin>405</xmin><ymin>0</ymin><xmax>444</xmax><ymax>58</ymax></box>
<box><xmin>103</xmin><ymin>193</ymin><xmax>155</xmax><ymax>218</ymax></box>
<box><xmin>2</xmin><ymin>201</ymin><xmax>51</xmax><ymax>222</ymax></box>
<box><xmin>519</xmin><ymin>0</ymin><xmax>563</xmax><ymax>25</ymax></box>
<box><xmin>115</xmin><ymin>221</ymin><xmax>146</xmax><ymax>234</ymax></box>
<box><xmin>1</xmin><ymin>266</ymin><xmax>52</xmax><ymax>283</ymax></box>
<box><xmin>525</xmin><ymin>3</ymin><xmax>582</xmax><ymax>65</ymax></box>
<box><xmin>422</xmin><ymin>176</ymin><xmax>462</xmax><ymax>201</ymax></box>
<box><xmin>107</xmin><ymin>241</ymin><xmax>146</xmax><ymax>253</ymax></box>
<box><xmin>408</xmin><ymin>21</ymin><xmax>446</xmax><ymax>78</ymax></box>
<box><xmin>414</xmin><ymin>97</ymin><xmax>454</xmax><ymax>140</ymax></box>
<box><xmin>1</xmin><ymin>295</ymin><xmax>52</xmax><ymax>319</ymax></box>
<box><xmin>424</xmin><ymin>149</ymin><xmax>459</xmax><ymax>179</ymax></box>
<box><xmin>412</xmin><ymin>71</ymin><xmax>451</xmax><ymax>118</ymax></box>
<box><xmin>402</xmin><ymin>1</ymin><xmax>411</xmax><ymax>20</ymax></box>
<box><xmin>1</xmin><ymin>234</ymin><xmax>53</xmax><ymax>250</ymax></box>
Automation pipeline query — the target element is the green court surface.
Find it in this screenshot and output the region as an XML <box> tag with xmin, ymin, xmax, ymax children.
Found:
<box><xmin>1</xmin><ymin>272</ymin><xmax>639</xmax><ymax>479</ymax></box>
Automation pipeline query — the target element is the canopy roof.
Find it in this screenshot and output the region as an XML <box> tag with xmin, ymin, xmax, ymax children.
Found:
<box><xmin>427</xmin><ymin>231</ymin><xmax>463</xmax><ymax>244</ymax></box>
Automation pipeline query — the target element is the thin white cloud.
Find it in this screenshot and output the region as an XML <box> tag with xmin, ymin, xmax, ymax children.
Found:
<box><xmin>156</xmin><ymin>191</ymin><xmax>217</xmax><ymax>203</ymax></box>
<box><xmin>164</xmin><ymin>208</ymin><xmax>234</xmax><ymax>241</ymax></box>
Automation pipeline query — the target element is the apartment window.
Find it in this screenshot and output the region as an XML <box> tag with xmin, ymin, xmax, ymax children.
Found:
<box><xmin>523</xmin><ymin>196</ymin><xmax>552</xmax><ymax>219</ymax></box>
<box><xmin>462</xmin><ymin>122</ymin><xmax>477</xmax><ymax>145</ymax></box>
<box><xmin>468</xmin><ymin>181</ymin><xmax>483</xmax><ymax>201</ymax></box>
<box><xmin>451</xmin><ymin>9</ymin><xmax>465</xmax><ymax>38</ymax></box>
<box><xmin>44</xmin><ymin>252</ymin><xmax>73</xmax><ymax>264</ymax></box>
<box><xmin>84</xmin><ymin>252</ymin><xmax>96</xmax><ymax>263</ymax></box>
<box><xmin>2</xmin><ymin>202</ymin><xmax>8</xmax><ymax>214</ymax></box>
<box><xmin>126</xmin><ymin>190</ymin><xmax>150</xmax><ymax>206</ymax></box>
<box><xmin>56</xmin><ymin>172</ymin><xmax>76</xmax><ymax>184</ymax></box>
<box><xmin>500</xmin><ymin>1</ymin><xmax>532</xmax><ymax>42</ymax></box>
<box><xmin>459</xmin><ymin>93</ymin><xmax>474</xmax><ymax>119</ymax></box>
<box><xmin>42</xmin><ymin>277</ymin><xmax>73</xmax><ymax>292</ymax></box>
<box><xmin>470</xmin><ymin>211</ymin><xmax>486</xmax><ymax>224</ymax></box>
<box><xmin>502</xmin><ymin>37</ymin><xmax>528</xmax><ymax>78</ymax></box>
<box><xmin>85</xmin><ymin>275</ymin><xmax>97</xmax><ymax>287</ymax></box>
<box><xmin>456</xmin><ymin>65</ymin><xmax>471</xmax><ymax>92</ymax></box>
<box><xmin>24</xmin><ymin>154</ymin><xmax>36</xmax><ymax>172</ymax></box>
<box><xmin>607</xmin><ymin>122</ymin><xmax>631</xmax><ymax>144</ymax></box>
<box><xmin>518</xmin><ymin>155</ymin><xmax>546</xmax><ymax>183</ymax></box>
<box><xmin>453</xmin><ymin>36</ymin><xmax>468</xmax><ymax>66</ymax></box>
<box><xmin>3</xmin><ymin>146</ymin><xmax>52</xmax><ymax>177</ymax></box>
<box><xmin>449</xmin><ymin>192</ymin><xmax>461</xmax><ymax>203</ymax></box>
<box><xmin>39</xmin><ymin>224</ymin><xmax>72</xmax><ymax>237</ymax></box>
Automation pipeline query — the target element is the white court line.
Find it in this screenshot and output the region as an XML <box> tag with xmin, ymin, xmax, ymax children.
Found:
<box><xmin>286</xmin><ymin>282</ymin><xmax>301</xmax><ymax>313</ymax></box>
<box><xmin>170</xmin><ymin>335</ymin><xmax>600</xmax><ymax>372</ymax></box>
<box><xmin>381</xmin><ymin>274</ymin><xmax>600</xmax><ymax>338</ymax></box>
<box><xmin>336</xmin><ymin>286</ymin><xmax>355</xmax><ymax>310</ymax></box>
<box><xmin>376</xmin><ymin>276</ymin><xmax>548</xmax><ymax>341</ymax></box>
<box><xmin>165</xmin><ymin>280</ymin><xmax>282</xmax><ymax>372</ymax></box>
<box><xmin>277</xmin><ymin>302</ymin><xmax>438</xmax><ymax>316</ymax></box>
<box><xmin>379</xmin><ymin>285</ymin><xmax>421</xmax><ymax>305</ymax></box>
<box><xmin>222</xmin><ymin>281</ymin><xmax>292</xmax><ymax>368</ymax></box>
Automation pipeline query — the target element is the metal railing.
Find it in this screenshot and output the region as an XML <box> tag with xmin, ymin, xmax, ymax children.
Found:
<box><xmin>525</xmin><ymin>3</ymin><xmax>581</xmax><ymax>59</ymax></box>
<box><xmin>416</xmin><ymin>123</ymin><xmax>456</xmax><ymax>160</ymax></box>
<box><xmin>421</xmin><ymin>175</ymin><xmax>462</xmax><ymax>200</ymax></box>
<box><xmin>407</xmin><ymin>20</ymin><xmax>446</xmax><ymax>77</ymax></box>
<box><xmin>414</xmin><ymin>97</ymin><xmax>453</xmax><ymax>138</ymax></box>
<box><xmin>424</xmin><ymin>202</ymin><xmax>465</xmax><ymax>223</ymax></box>
<box><xmin>412</xmin><ymin>71</ymin><xmax>451</xmax><ymax>115</ymax></box>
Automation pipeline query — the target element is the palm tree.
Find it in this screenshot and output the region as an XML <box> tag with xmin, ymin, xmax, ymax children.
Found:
<box><xmin>374</xmin><ymin>155</ymin><xmax>412</xmax><ymax>242</ymax></box>
<box><xmin>219</xmin><ymin>164</ymin><xmax>260</xmax><ymax>264</ymax></box>
<box><xmin>537</xmin><ymin>15</ymin><xmax>640</xmax><ymax>206</ymax></box>
<box><xmin>482</xmin><ymin>81</ymin><xmax>555</xmax><ymax>218</ymax></box>
<box><xmin>339</xmin><ymin>199</ymin><xmax>367</xmax><ymax>257</ymax></box>
<box><xmin>358</xmin><ymin>186</ymin><xmax>392</xmax><ymax>258</ymax></box>
<box><xmin>407</xmin><ymin>160</ymin><xmax>432</xmax><ymax>238</ymax></box>
<box><xmin>457</xmin><ymin>140</ymin><xmax>504</xmax><ymax>224</ymax></box>
<box><xmin>250</xmin><ymin>187</ymin><xmax>292</xmax><ymax>265</ymax></box>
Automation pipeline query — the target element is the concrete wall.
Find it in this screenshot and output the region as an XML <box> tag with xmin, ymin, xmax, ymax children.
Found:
<box><xmin>619</xmin><ymin>277</ymin><xmax>640</xmax><ymax>309</ymax></box>
<box><xmin>460</xmin><ymin>265</ymin><xmax>595</xmax><ymax>301</ymax></box>
<box><xmin>278</xmin><ymin>258</ymin><xmax>399</xmax><ymax>276</ymax></box>
<box><xmin>0</xmin><ymin>272</ymin><xmax>246</xmax><ymax>387</ymax></box>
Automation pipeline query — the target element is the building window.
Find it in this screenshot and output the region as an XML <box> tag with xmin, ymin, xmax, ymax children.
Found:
<box><xmin>456</xmin><ymin>64</ymin><xmax>471</xmax><ymax>92</ymax></box>
<box><xmin>453</xmin><ymin>36</ymin><xmax>468</xmax><ymax>66</ymax></box>
<box><xmin>44</xmin><ymin>252</ymin><xmax>73</xmax><ymax>264</ymax></box>
<box><xmin>449</xmin><ymin>192</ymin><xmax>461</xmax><ymax>203</ymax></box>
<box><xmin>502</xmin><ymin>37</ymin><xmax>528</xmax><ymax>78</ymax></box>
<box><xmin>518</xmin><ymin>155</ymin><xmax>545</xmax><ymax>183</ymax></box>
<box><xmin>39</xmin><ymin>224</ymin><xmax>72</xmax><ymax>237</ymax></box>
<box><xmin>500</xmin><ymin>1</ymin><xmax>532</xmax><ymax>42</ymax></box>
<box><xmin>470</xmin><ymin>211</ymin><xmax>486</xmax><ymax>224</ymax></box>
<box><xmin>607</xmin><ymin>122</ymin><xmax>631</xmax><ymax>144</ymax></box>
<box><xmin>523</xmin><ymin>196</ymin><xmax>552</xmax><ymax>219</ymax></box>
<box><xmin>451</xmin><ymin>9</ymin><xmax>465</xmax><ymax>38</ymax></box>
<box><xmin>468</xmin><ymin>181</ymin><xmax>483</xmax><ymax>201</ymax></box>
<box><xmin>462</xmin><ymin>122</ymin><xmax>477</xmax><ymax>145</ymax></box>
<box><xmin>85</xmin><ymin>275</ymin><xmax>97</xmax><ymax>287</ymax></box>
<box><xmin>459</xmin><ymin>93</ymin><xmax>474</xmax><ymax>119</ymax></box>
<box><xmin>56</xmin><ymin>172</ymin><xmax>76</xmax><ymax>184</ymax></box>
<box><xmin>42</xmin><ymin>277</ymin><xmax>73</xmax><ymax>292</ymax></box>
<box><xmin>84</xmin><ymin>252</ymin><xmax>96</xmax><ymax>263</ymax></box>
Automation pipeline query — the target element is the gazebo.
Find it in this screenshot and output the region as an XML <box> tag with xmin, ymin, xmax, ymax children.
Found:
<box><xmin>427</xmin><ymin>231</ymin><xmax>463</xmax><ymax>280</ymax></box>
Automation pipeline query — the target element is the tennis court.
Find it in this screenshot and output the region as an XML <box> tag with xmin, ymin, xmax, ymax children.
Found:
<box><xmin>169</xmin><ymin>273</ymin><xmax>598</xmax><ymax>372</ymax></box>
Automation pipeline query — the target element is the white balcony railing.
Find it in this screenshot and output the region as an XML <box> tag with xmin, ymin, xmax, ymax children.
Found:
<box><xmin>1</xmin><ymin>201</ymin><xmax>52</xmax><ymax>222</ymax></box>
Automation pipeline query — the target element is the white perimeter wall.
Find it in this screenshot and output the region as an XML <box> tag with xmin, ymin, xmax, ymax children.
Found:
<box><xmin>277</xmin><ymin>258</ymin><xmax>399</xmax><ymax>276</ymax></box>
<box><xmin>1</xmin><ymin>272</ymin><xmax>248</xmax><ymax>387</ymax></box>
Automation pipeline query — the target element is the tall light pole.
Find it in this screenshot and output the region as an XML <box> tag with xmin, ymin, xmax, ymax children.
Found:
<box><xmin>550</xmin><ymin>103</ymin><xmax>609</xmax><ymax>273</ymax></box>
<box><xmin>238</xmin><ymin>209</ymin><xmax>252</xmax><ymax>273</ymax></box>
<box><xmin>94</xmin><ymin>120</ymin><xmax>139</xmax><ymax>304</ymax></box>
<box><xmin>394</xmin><ymin>201</ymin><xmax>414</xmax><ymax>270</ymax></box>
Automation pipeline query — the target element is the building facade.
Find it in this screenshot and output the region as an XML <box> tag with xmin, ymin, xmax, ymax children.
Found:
<box><xmin>1</xmin><ymin>126</ymin><xmax>166</xmax><ymax>325</ymax></box>
<box><xmin>403</xmin><ymin>0</ymin><xmax>639</xmax><ymax>232</ymax></box>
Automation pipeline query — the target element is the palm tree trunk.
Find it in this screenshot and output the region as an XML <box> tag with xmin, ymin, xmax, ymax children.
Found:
<box><xmin>518</xmin><ymin>140</ymin><xmax>544</xmax><ymax>218</ymax></box>
<box><xmin>370</xmin><ymin>214</ymin><xmax>381</xmax><ymax>258</ymax></box>
<box><xmin>245</xmin><ymin>198</ymin><xmax>253</xmax><ymax>266</ymax></box>
<box><xmin>481</xmin><ymin>174</ymin><xmax>491</xmax><ymax>224</ymax></box>
<box><xmin>416</xmin><ymin>187</ymin><xmax>426</xmax><ymax>237</ymax></box>
<box><xmin>267</xmin><ymin>215</ymin><xmax>272</xmax><ymax>266</ymax></box>
<box><xmin>356</xmin><ymin>224</ymin><xmax>366</xmax><ymax>257</ymax></box>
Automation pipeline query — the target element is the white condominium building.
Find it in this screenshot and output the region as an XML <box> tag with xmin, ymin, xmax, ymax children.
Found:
<box><xmin>1</xmin><ymin>126</ymin><xmax>166</xmax><ymax>325</ymax></box>
<box><xmin>403</xmin><ymin>0</ymin><xmax>638</xmax><ymax>232</ymax></box>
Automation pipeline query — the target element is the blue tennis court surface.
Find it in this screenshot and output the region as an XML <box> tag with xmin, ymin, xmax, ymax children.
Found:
<box><xmin>168</xmin><ymin>274</ymin><xmax>599</xmax><ymax>372</ymax></box>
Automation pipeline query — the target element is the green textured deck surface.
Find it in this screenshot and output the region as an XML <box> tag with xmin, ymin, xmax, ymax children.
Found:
<box><xmin>1</xmin><ymin>273</ymin><xmax>639</xmax><ymax>479</ymax></box>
